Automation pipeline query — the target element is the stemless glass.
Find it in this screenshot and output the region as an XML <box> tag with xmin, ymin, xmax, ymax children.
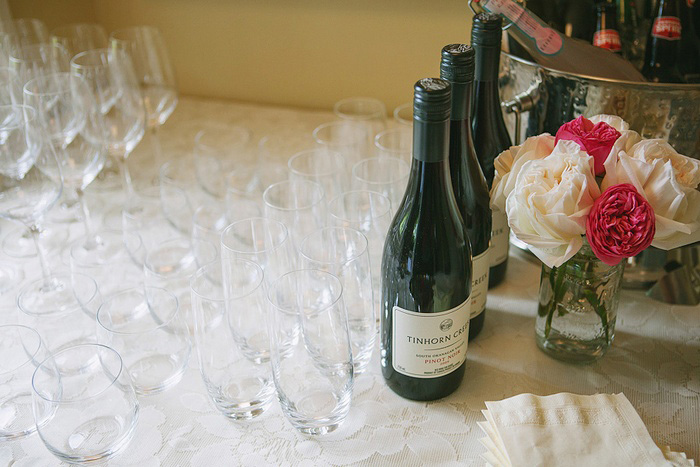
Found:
<box><xmin>0</xmin><ymin>324</ymin><xmax>46</xmax><ymax>441</ymax></box>
<box><xmin>31</xmin><ymin>344</ymin><xmax>139</xmax><ymax>464</ymax></box>
<box><xmin>299</xmin><ymin>227</ymin><xmax>375</xmax><ymax>374</ymax></box>
<box><xmin>97</xmin><ymin>287</ymin><xmax>190</xmax><ymax>395</ymax></box>
<box><xmin>351</xmin><ymin>156</ymin><xmax>410</xmax><ymax>210</ymax></box>
<box><xmin>193</xmin><ymin>123</ymin><xmax>252</xmax><ymax>199</ymax></box>
<box><xmin>110</xmin><ymin>26</ymin><xmax>177</xmax><ymax>173</ymax></box>
<box><xmin>267</xmin><ymin>269</ymin><xmax>353</xmax><ymax>435</ymax></box>
<box><xmin>288</xmin><ymin>148</ymin><xmax>347</xmax><ymax>203</ymax></box>
<box><xmin>24</xmin><ymin>72</ymin><xmax>107</xmax><ymax>237</ymax></box>
<box><xmin>70</xmin><ymin>48</ymin><xmax>146</xmax><ymax>198</ymax></box>
<box><xmin>374</xmin><ymin>127</ymin><xmax>412</xmax><ymax>161</ymax></box>
<box><xmin>313</xmin><ymin>121</ymin><xmax>369</xmax><ymax>170</ymax></box>
<box><xmin>262</xmin><ymin>179</ymin><xmax>326</xmax><ymax>251</ymax></box>
<box><xmin>17</xmin><ymin>272</ymin><xmax>101</xmax><ymax>352</ymax></box>
<box><xmin>333</xmin><ymin>97</ymin><xmax>386</xmax><ymax>145</ymax></box>
<box><xmin>192</xmin><ymin>260</ymin><xmax>275</xmax><ymax>419</ymax></box>
<box><xmin>220</xmin><ymin>217</ymin><xmax>296</xmax><ymax>287</ymax></box>
<box><xmin>0</xmin><ymin>105</ymin><xmax>62</xmax><ymax>305</ymax></box>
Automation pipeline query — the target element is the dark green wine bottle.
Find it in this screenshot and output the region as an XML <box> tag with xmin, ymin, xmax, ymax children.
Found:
<box><xmin>471</xmin><ymin>13</ymin><xmax>512</xmax><ymax>289</ymax></box>
<box><xmin>380</xmin><ymin>78</ymin><xmax>472</xmax><ymax>401</ymax></box>
<box><xmin>440</xmin><ymin>44</ymin><xmax>491</xmax><ymax>341</ymax></box>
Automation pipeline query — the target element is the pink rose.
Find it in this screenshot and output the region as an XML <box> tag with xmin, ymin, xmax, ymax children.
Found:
<box><xmin>555</xmin><ymin>116</ymin><xmax>621</xmax><ymax>176</ymax></box>
<box><xmin>586</xmin><ymin>184</ymin><xmax>655</xmax><ymax>266</ymax></box>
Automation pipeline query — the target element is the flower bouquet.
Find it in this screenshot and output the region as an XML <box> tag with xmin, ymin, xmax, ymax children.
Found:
<box><xmin>490</xmin><ymin>114</ymin><xmax>700</xmax><ymax>362</ymax></box>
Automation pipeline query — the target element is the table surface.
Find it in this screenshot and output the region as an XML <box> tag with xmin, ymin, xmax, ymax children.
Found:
<box><xmin>1</xmin><ymin>96</ymin><xmax>698</xmax><ymax>467</ymax></box>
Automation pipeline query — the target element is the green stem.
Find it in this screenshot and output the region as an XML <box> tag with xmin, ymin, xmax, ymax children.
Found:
<box><xmin>584</xmin><ymin>289</ymin><xmax>609</xmax><ymax>343</ymax></box>
<box><xmin>544</xmin><ymin>265</ymin><xmax>568</xmax><ymax>339</ymax></box>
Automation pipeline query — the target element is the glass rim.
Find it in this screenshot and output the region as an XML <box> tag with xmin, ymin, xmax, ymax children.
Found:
<box><xmin>17</xmin><ymin>272</ymin><xmax>99</xmax><ymax>318</ymax></box>
<box><xmin>298</xmin><ymin>226</ymin><xmax>369</xmax><ymax>266</ymax></box>
<box><xmin>393</xmin><ymin>102</ymin><xmax>413</xmax><ymax>126</ymax></box>
<box><xmin>22</xmin><ymin>71</ymin><xmax>71</xmax><ymax>98</ymax></box>
<box><xmin>328</xmin><ymin>190</ymin><xmax>392</xmax><ymax>221</ymax></box>
<box><xmin>109</xmin><ymin>24</ymin><xmax>163</xmax><ymax>43</ymax></box>
<box><xmin>159</xmin><ymin>158</ymin><xmax>194</xmax><ymax>185</ymax></box>
<box><xmin>267</xmin><ymin>269</ymin><xmax>344</xmax><ymax>317</ymax></box>
<box><xmin>143</xmin><ymin>237</ymin><xmax>195</xmax><ymax>275</ymax></box>
<box><xmin>352</xmin><ymin>156</ymin><xmax>410</xmax><ymax>185</ymax></box>
<box><xmin>374</xmin><ymin>127</ymin><xmax>412</xmax><ymax>153</ymax></box>
<box><xmin>262</xmin><ymin>179</ymin><xmax>325</xmax><ymax>212</ymax></box>
<box><xmin>31</xmin><ymin>343</ymin><xmax>125</xmax><ymax>404</ymax></box>
<box><xmin>312</xmin><ymin>120</ymin><xmax>366</xmax><ymax>146</ymax></box>
<box><xmin>221</xmin><ymin>216</ymin><xmax>290</xmax><ymax>254</ymax></box>
<box><xmin>0</xmin><ymin>324</ymin><xmax>43</xmax><ymax>376</ymax></box>
<box><xmin>333</xmin><ymin>97</ymin><xmax>386</xmax><ymax>120</ymax></box>
<box><xmin>8</xmin><ymin>42</ymin><xmax>68</xmax><ymax>62</ymax></box>
<box><xmin>69</xmin><ymin>47</ymin><xmax>110</xmax><ymax>70</ymax></box>
<box><xmin>287</xmin><ymin>149</ymin><xmax>345</xmax><ymax>178</ymax></box>
<box><xmin>97</xmin><ymin>286</ymin><xmax>180</xmax><ymax>335</ymax></box>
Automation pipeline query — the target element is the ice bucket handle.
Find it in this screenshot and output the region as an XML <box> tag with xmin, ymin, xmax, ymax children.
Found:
<box><xmin>501</xmin><ymin>73</ymin><xmax>542</xmax><ymax>144</ymax></box>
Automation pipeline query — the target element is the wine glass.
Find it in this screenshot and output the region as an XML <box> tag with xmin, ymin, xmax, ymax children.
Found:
<box><xmin>333</xmin><ymin>97</ymin><xmax>387</xmax><ymax>147</ymax></box>
<box><xmin>393</xmin><ymin>102</ymin><xmax>413</xmax><ymax>128</ymax></box>
<box><xmin>70</xmin><ymin>48</ymin><xmax>146</xmax><ymax>199</ymax></box>
<box><xmin>0</xmin><ymin>18</ymin><xmax>48</xmax><ymax>63</ymax></box>
<box><xmin>0</xmin><ymin>67</ymin><xmax>22</xmax><ymax>105</ymax></box>
<box><xmin>8</xmin><ymin>42</ymin><xmax>70</xmax><ymax>86</ymax></box>
<box><xmin>110</xmin><ymin>26</ymin><xmax>177</xmax><ymax>174</ymax></box>
<box><xmin>0</xmin><ymin>105</ymin><xmax>62</xmax><ymax>306</ymax></box>
<box><xmin>374</xmin><ymin>127</ymin><xmax>412</xmax><ymax>161</ymax></box>
<box><xmin>23</xmin><ymin>72</ymin><xmax>107</xmax><ymax>249</ymax></box>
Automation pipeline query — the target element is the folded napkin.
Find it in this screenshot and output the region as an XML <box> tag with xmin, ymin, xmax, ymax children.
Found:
<box><xmin>478</xmin><ymin>393</ymin><xmax>694</xmax><ymax>467</ymax></box>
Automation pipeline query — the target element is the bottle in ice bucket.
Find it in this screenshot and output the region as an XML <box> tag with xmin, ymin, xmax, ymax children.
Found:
<box><xmin>642</xmin><ymin>0</ymin><xmax>684</xmax><ymax>83</ymax></box>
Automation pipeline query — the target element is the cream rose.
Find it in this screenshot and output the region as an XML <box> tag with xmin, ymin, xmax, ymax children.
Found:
<box><xmin>490</xmin><ymin>134</ymin><xmax>555</xmax><ymax>212</ymax></box>
<box><xmin>505</xmin><ymin>140</ymin><xmax>600</xmax><ymax>268</ymax></box>
<box><xmin>602</xmin><ymin>139</ymin><xmax>700</xmax><ymax>249</ymax></box>
<box><xmin>589</xmin><ymin>114</ymin><xmax>630</xmax><ymax>132</ymax></box>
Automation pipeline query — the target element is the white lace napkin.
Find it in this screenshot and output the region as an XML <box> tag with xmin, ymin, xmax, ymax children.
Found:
<box><xmin>478</xmin><ymin>393</ymin><xmax>694</xmax><ymax>467</ymax></box>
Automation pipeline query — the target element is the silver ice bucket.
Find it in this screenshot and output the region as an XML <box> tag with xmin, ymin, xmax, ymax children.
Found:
<box><xmin>498</xmin><ymin>52</ymin><xmax>700</xmax><ymax>159</ymax></box>
<box><xmin>497</xmin><ymin>52</ymin><xmax>700</xmax><ymax>296</ymax></box>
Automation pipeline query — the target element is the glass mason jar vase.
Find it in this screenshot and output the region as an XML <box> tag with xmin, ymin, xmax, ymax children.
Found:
<box><xmin>535</xmin><ymin>241</ymin><xmax>625</xmax><ymax>364</ymax></box>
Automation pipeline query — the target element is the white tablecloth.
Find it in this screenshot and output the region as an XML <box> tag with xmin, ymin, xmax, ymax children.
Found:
<box><xmin>1</xmin><ymin>97</ymin><xmax>698</xmax><ymax>466</ymax></box>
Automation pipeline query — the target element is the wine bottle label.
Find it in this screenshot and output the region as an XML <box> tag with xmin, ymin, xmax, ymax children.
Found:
<box><xmin>392</xmin><ymin>300</ymin><xmax>470</xmax><ymax>378</ymax></box>
<box><xmin>652</xmin><ymin>17</ymin><xmax>682</xmax><ymax>40</ymax></box>
<box><xmin>479</xmin><ymin>0</ymin><xmax>563</xmax><ymax>55</ymax></box>
<box><xmin>490</xmin><ymin>210</ymin><xmax>510</xmax><ymax>267</ymax></box>
<box><xmin>470</xmin><ymin>251</ymin><xmax>490</xmax><ymax>318</ymax></box>
<box><xmin>593</xmin><ymin>30</ymin><xmax>622</xmax><ymax>51</ymax></box>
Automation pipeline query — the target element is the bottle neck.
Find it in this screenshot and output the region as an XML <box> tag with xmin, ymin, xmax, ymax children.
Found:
<box><xmin>412</xmin><ymin>118</ymin><xmax>450</xmax><ymax>163</ymax></box>
<box><xmin>449</xmin><ymin>81</ymin><xmax>473</xmax><ymax>123</ymax></box>
<box><xmin>474</xmin><ymin>45</ymin><xmax>500</xmax><ymax>83</ymax></box>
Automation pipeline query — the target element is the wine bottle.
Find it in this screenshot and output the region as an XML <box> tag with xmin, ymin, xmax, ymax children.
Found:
<box><xmin>471</xmin><ymin>13</ymin><xmax>511</xmax><ymax>289</ymax></box>
<box><xmin>679</xmin><ymin>0</ymin><xmax>700</xmax><ymax>82</ymax></box>
<box><xmin>642</xmin><ymin>0</ymin><xmax>684</xmax><ymax>82</ymax></box>
<box><xmin>440</xmin><ymin>44</ymin><xmax>491</xmax><ymax>341</ymax></box>
<box><xmin>471</xmin><ymin>0</ymin><xmax>646</xmax><ymax>81</ymax></box>
<box><xmin>380</xmin><ymin>78</ymin><xmax>472</xmax><ymax>401</ymax></box>
<box><xmin>593</xmin><ymin>2</ymin><xmax>624</xmax><ymax>53</ymax></box>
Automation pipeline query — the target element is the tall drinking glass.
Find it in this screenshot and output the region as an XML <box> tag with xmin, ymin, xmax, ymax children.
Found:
<box><xmin>393</xmin><ymin>102</ymin><xmax>412</xmax><ymax>127</ymax></box>
<box><xmin>351</xmin><ymin>157</ymin><xmax>409</xmax><ymax>210</ymax></box>
<box><xmin>288</xmin><ymin>148</ymin><xmax>346</xmax><ymax>203</ymax></box>
<box><xmin>110</xmin><ymin>26</ymin><xmax>177</xmax><ymax>174</ymax></box>
<box><xmin>221</xmin><ymin>217</ymin><xmax>296</xmax><ymax>287</ymax></box>
<box><xmin>374</xmin><ymin>127</ymin><xmax>411</xmax><ymax>161</ymax></box>
<box><xmin>192</xmin><ymin>260</ymin><xmax>275</xmax><ymax>419</ymax></box>
<box><xmin>313</xmin><ymin>121</ymin><xmax>368</xmax><ymax>170</ymax></box>
<box><xmin>299</xmin><ymin>227</ymin><xmax>375</xmax><ymax>373</ymax></box>
<box><xmin>333</xmin><ymin>97</ymin><xmax>386</xmax><ymax>146</ymax></box>
<box><xmin>262</xmin><ymin>179</ymin><xmax>326</xmax><ymax>251</ymax></box>
<box><xmin>267</xmin><ymin>269</ymin><xmax>353</xmax><ymax>435</ymax></box>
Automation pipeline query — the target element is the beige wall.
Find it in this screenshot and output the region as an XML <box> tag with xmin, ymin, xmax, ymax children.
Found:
<box><xmin>9</xmin><ymin>0</ymin><xmax>474</xmax><ymax>112</ymax></box>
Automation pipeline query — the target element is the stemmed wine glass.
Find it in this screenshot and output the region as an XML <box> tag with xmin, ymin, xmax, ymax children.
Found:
<box><xmin>69</xmin><ymin>48</ymin><xmax>146</xmax><ymax>200</ymax></box>
<box><xmin>0</xmin><ymin>105</ymin><xmax>62</xmax><ymax>304</ymax></box>
<box><xmin>110</xmin><ymin>26</ymin><xmax>177</xmax><ymax>175</ymax></box>
<box><xmin>23</xmin><ymin>72</ymin><xmax>108</xmax><ymax>249</ymax></box>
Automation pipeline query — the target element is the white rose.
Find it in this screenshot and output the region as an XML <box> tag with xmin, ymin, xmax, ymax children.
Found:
<box><xmin>490</xmin><ymin>134</ymin><xmax>555</xmax><ymax>212</ymax></box>
<box><xmin>602</xmin><ymin>139</ymin><xmax>700</xmax><ymax>249</ymax></box>
<box><xmin>589</xmin><ymin>114</ymin><xmax>630</xmax><ymax>132</ymax></box>
<box><xmin>506</xmin><ymin>140</ymin><xmax>600</xmax><ymax>268</ymax></box>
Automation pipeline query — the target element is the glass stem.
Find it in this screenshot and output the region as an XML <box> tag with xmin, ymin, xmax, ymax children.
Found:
<box><xmin>116</xmin><ymin>155</ymin><xmax>134</xmax><ymax>198</ymax></box>
<box><xmin>29</xmin><ymin>223</ymin><xmax>51</xmax><ymax>285</ymax></box>
<box><xmin>77</xmin><ymin>188</ymin><xmax>97</xmax><ymax>247</ymax></box>
<box><xmin>149</xmin><ymin>125</ymin><xmax>163</xmax><ymax>174</ymax></box>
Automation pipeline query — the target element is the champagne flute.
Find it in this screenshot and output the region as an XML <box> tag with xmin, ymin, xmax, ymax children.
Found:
<box><xmin>24</xmin><ymin>72</ymin><xmax>108</xmax><ymax>249</ymax></box>
<box><xmin>70</xmin><ymin>48</ymin><xmax>146</xmax><ymax>199</ymax></box>
<box><xmin>110</xmin><ymin>26</ymin><xmax>177</xmax><ymax>175</ymax></box>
